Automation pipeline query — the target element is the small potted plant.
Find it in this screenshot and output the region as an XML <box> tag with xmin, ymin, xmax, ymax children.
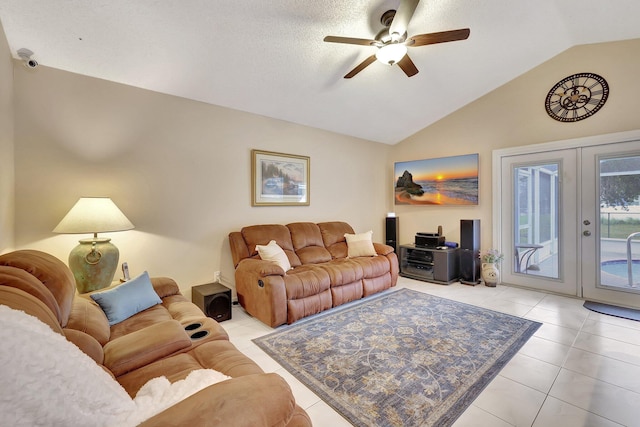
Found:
<box><xmin>479</xmin><ymin>249</ymin><xmax>504</xmax><ymax>287</ymax></box>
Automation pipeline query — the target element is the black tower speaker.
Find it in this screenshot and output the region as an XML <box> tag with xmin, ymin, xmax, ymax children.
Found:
<box><xmin>192</xmin><ymin>282</ymin><xmax>232</xmax><ymax>322</ymax></box>
<box><xmin>385</xmin><ymin>216</ymin><xmax>399</xmax><ymax>253</ymax></box>
<box><xmin>460</xmin><ymin>219</ymin><xmax>480</xmax><ymax>251</ymax></box>
<box><xmin>459</xmin><ymin>219</ymin><xmax>481</xmax><ymax>285</ymax></box>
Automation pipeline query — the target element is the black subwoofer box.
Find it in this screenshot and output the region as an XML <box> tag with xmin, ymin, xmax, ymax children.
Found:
<box><xmin>192</xmin><ymin>282</ymin><xmax>232</xmax><ymax>322</ymax></box>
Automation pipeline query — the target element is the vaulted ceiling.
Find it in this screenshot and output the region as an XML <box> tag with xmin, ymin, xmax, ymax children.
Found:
<box><xmin>2</xmin><ymin>0</ymin><xmax>640</xmax><ymax>144</ymax></box>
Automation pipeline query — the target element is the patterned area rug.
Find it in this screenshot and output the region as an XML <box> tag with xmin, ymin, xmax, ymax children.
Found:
<box><xmin>254</xmin><ymin>288</ymin><xmax>541</xmax><ymax>427</ymax></box>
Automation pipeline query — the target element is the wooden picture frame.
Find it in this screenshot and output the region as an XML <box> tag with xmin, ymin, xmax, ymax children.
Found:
<box><xmin>252</xmin><ymin>150</ymin><xmax>310</xmax><ymax>206</ymax></box>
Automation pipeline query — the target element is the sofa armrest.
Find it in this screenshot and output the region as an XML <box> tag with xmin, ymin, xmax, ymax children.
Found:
<box><xmin>373</xmin><ymin>242</ymin><xmax>394</xmax><ymax>256</ymax></box>
<box><xmin>104</xmin><ymin>320</ymin><xmax>192</xmax><ymax>377</ymax></box>
<box><xmin>234</xmin><ymin>259</ymin><xmax>287</xmax><ymax>327</ymax></box>
<box><xmin>64</xmin><ymin>328</ymin><xmax>104</xmax><ymax>364</ymax></box>
<box><xmin>151</xmin><ymin>277</ymin><xmax>181</xmax><ymax>298</ymax></box>
<box><xmin>237</xmin><ymin>258</ymin><xmax>286</xmax><ymax>276</ymax></box>
<box><xmin>139</xmin><ymin>373</ymin><xmax>309</xmax><ymax>427</ymax></box>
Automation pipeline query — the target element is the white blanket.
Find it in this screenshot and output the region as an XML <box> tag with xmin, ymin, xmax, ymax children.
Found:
<box><xmin>0</xmin><ymin>305</ymin><xmax>230</xmax><ymax>426</ymax></box>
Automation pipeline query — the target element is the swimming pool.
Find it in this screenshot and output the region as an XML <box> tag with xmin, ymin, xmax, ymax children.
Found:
<box><xmin>601</xmin><ymin>259</ymin><xmax>640</xmax><ymax>279</ymax></box>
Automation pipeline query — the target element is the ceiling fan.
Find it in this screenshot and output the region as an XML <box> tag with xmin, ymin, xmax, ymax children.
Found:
<box><xmin>323</xmin><ymin>0</ymin><xmax>470</xmax><ymax>78</ymax></box>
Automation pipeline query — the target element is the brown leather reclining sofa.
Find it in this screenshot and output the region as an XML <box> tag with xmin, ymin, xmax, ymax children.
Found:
<box><xmin>0</xmin><ymin>249</ymin><xmax>311</xmax><ymax>426</ymax></box>
<box><xmin>229</xmin><ymin>221</ymin><xmax>399</xmax><ymax>328</ymax></box>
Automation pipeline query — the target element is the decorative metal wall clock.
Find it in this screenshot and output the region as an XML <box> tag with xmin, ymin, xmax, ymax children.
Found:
<box><xmin>545</xmin><ymin>72</ymin><xmax>609</xmax><ymax>122</ymax></box>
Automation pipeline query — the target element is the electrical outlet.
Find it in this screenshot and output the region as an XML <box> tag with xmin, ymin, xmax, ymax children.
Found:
<box><xmin>213</xmin><ymin>271</ymin><xmax>221</xmax><ymax>282</ymax></box>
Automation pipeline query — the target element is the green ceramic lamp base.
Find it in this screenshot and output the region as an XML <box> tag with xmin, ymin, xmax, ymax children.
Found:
<box><xmin>69</xmin><ymin>237</ymin><xmax>119</xmax><ymax>293</ymax></box>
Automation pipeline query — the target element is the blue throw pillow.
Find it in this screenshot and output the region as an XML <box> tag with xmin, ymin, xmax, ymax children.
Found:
<box><xmin>90</xmin><ymin>271</ymin><xmax>162</xmax><ymax>326</ymax></box>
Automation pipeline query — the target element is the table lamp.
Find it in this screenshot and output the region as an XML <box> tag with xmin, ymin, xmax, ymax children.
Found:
<box><xmin>53</xmin><ymin>197</ymin><xmax>134</xmax><ymax>293</ymax></box>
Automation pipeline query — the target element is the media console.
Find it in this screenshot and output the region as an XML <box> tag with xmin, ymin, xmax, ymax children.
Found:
<box><xmin>399</xmin><ymin>244</ymin><xmax>459</xmax><ymax>284</ymax></box>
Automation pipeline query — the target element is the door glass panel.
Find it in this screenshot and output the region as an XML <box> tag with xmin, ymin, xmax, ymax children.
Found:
<box><xmin>500</xmin><ymin>149</ymin><xmax>576</xmax><ymax>296</ymax></box>
<box><xmin>599</xmin><ymin>154</ymin><xmax>640</xmax><ymax>289</ymax></box>
<box><xmin>513</xmin><ymin>163</ymin><xmax>559</xmax><ymax>279</ymax></box>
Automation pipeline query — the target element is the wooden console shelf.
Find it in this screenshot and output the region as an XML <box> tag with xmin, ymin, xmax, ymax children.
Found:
<box><xmin>399</xmin><ymin>244</ymin><xmax>459</xmax><ymax>284</ymax></box>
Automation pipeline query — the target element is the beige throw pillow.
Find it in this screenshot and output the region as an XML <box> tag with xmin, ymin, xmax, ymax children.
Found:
<box><xmin>256</xmin><ymin>240</ymin><xmax>292</xmax><ymax>271</ymax></box>
<box><xmin>344</xmin><ymin>230</ymin><xmax>377</xmax><ymax>258</ymax></box>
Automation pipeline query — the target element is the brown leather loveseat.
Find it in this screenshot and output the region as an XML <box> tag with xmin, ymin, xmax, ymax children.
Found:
<box><xmin>0</xmin><ymin>249</ymin><xmax>311</xmax><ymax>426</ymax></box>
<box><xmin>229</xmin><ymin>221</ymin><xmax>399</xmax><ymax>327</ymax></box>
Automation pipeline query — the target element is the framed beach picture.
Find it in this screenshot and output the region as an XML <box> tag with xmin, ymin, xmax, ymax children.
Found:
<box><xmin>252</xmin><ymin>150</ymin><xmax>310</xmax><ymax>206</ymax></box>
<box><xmin>394</xmin><ymin>153</ymin><xmax>479</xmax><ymax>205</ymax></box>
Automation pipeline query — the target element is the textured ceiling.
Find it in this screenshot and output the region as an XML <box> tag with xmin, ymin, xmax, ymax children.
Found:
<box><xmin>2</xmin><ymin>0</ymin><xmax>640</xmax><ymax>144</ymax></box>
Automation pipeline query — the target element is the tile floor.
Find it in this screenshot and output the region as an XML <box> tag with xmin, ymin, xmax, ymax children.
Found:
<box><xmin>221</xmin><ymin>277</ymin><xmax>640</xmax><ymax>427</ymax></box>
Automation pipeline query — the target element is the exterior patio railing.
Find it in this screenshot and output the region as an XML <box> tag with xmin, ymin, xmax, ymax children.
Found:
<box><xmin>627</xmin><ymin>232</ymin><xmax>640</xmax><ymax>287</ymax></box>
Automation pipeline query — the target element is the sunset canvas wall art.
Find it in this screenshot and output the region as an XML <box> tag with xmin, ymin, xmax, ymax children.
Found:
<box><xmin>394</xmin><ymin>154</ymin><xmax>479</xmax><ymax>205</ymax></box>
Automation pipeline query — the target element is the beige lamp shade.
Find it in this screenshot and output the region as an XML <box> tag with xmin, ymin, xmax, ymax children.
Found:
<box><xmin>53</xmin><ymin>197</ymin><xmax>134</xmax><ymax>235</ymax></box>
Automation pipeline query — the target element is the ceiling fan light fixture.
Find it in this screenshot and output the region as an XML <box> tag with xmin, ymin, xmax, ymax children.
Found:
<box><xmin>375</xmin><ymin>43</ymin><xmax>407</xmax><ymax>65</ymax></box>
<box><xmin>390</xmin><ymin>31</ymin><xmax>403</xmax><ymax>42</ymax></box>
<box><xmin>323</xmin><ymin>0</ymin><xmax>470</xmax><ymax>78</ymax></box>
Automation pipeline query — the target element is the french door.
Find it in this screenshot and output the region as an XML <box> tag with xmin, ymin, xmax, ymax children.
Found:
<box><xmin>495</xmin><ymin>131</ymin><xmax>640</xmax><ymax>307</ymax></box>
<box><xmin>499</xmin><ymin>149</ymin><xmax>579</xmax><ymax>295</ymax></box>
<box><xmin>581</xmin><ymin>141</ymin><xmax>640</xmax><ymax>307</ymax></box>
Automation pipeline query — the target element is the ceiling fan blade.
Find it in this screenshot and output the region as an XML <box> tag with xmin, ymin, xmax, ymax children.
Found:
<box><xmin>324</xmin><ymin>36</ymin><xmax>379</xmax><ymax>46</ymax></box>
<box><xmin>389</xmin><ymin>0</ymin><xmax>420</xmax><ymax>39</ymax></box>
<box><xmin>407</xmin><ymin>28</ymin><xmax>470</xmax><ymax>46</ymax></box>
<box><xmin>397</xmin><ymin>54</ymin><xmax>419</xmax><ymax>77</ymax></box>
<box><xmin>344</xmin><ymin>55</ymin><xmax>377</xmax><ymax>79</ymax></box>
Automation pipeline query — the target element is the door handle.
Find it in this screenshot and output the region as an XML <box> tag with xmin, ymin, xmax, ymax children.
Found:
<box><xmin>583</xmin><ymin>230</ymin><xmax>592</xmax><ymax>236</ymax></box>
<box><xmin>583</xmin><ymin>220</ymin><xmax>591</xmax><ymax>226</ymax></box>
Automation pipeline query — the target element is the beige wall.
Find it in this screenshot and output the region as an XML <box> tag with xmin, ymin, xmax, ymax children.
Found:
<box><xmin>390</xmin><ymin>38</ymin><xmax>640</xmax><ymax>251</ymax></box>
<box><xmin>0</xmin><ymin>20</ymin><xmax>14</xmax><ymax>252</ymax></box>
<box><xmin>8</xmin><ymin>37</ymin><xmax>640</xmax><ymax>295</ymax></box>
<box><xmin>12</xmin><ymin>65</ymin><xmax>390</xmax><ymax>295</ymax></box>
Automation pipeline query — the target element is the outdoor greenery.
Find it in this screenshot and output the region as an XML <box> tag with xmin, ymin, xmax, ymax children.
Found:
<box><xmin>518</xmin><ymin>214</ymin><xmax>553</xmax><ymax>243</ymax></box>
<box><xmin>601</xmin><ymin>217</ymin><xmax>640</xmax><ymax>239</ymax></box>
<box><xmin>518</xmin><ymin>214</ymin><xmax>639</xmax><ymax>240</ymax></box>
<box><xmin>600</xmin><ymin>157</ymin><xmax>640</xmax><ymax>210</ymax></box>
